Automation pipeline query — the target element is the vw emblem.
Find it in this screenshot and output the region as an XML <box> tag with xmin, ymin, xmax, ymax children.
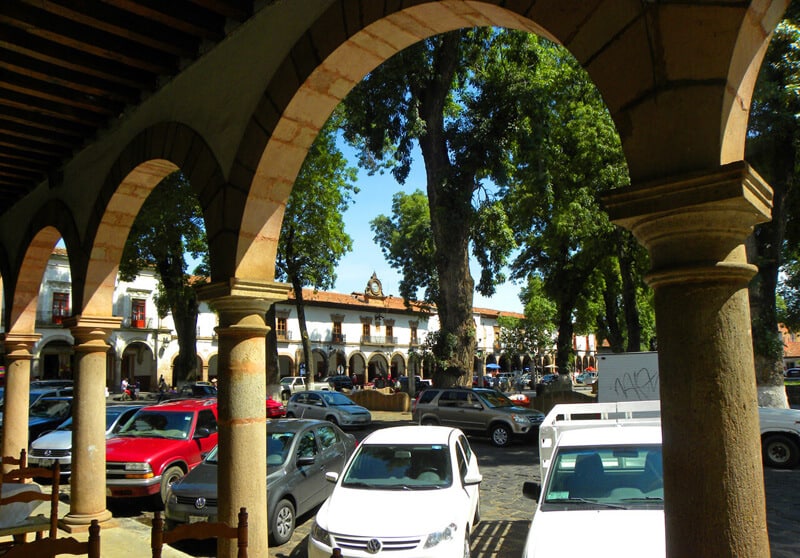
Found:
<box><xmin>43</xmin><ymin>450</ymin><xmax>52</xmax><ymax>457</ymax></box>
<box><xmin>194</xmin><ymin>497</ymin><xmax>207</xmax><ymax>510</ymax></box>
<box><xmin>365</xmin><ymin>538</ymin><xmax>382</xmax><ymax>554</ymax></box>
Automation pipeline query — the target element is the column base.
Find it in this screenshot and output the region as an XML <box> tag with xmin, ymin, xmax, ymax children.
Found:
<box><xmin>59</xmin><ymin>510</ymin><xmax>115</xmax><ymax>533</ymax></box>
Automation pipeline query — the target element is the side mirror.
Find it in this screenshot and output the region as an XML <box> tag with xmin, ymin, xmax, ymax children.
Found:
<box><xmin>297</xmin><ymin>455</ymin><xmax>316</xmax><ymax>467</ymax></box>
<box><xmin>193</xmin><ymin>427</ymin><xmax>212</xmax><ymax>439</ymax></box>
<box><xmin>325</xmin><ymin>471</ymin><xmax>339</xmax><ymax>483</ymax></box>
<box><xmin>522</xmin><ymin>481</ymin><xmax>541</xmax><ymax>501</ymax></box>
<box><xmin>464</xmin><ymin>472</ymin><xmax>483</xmax><ymax>486</ymax></box>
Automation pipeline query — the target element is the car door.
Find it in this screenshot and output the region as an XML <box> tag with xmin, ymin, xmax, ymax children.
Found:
<box><xmin>455</xmin><ymin>434</ymin><xmax>481</xmax><ymax>522</ymax></box>
<box><xmin>302</xmin><ymin>392</ymin><xmax>326</xmax><ymax>420</ymax></box>
<box><xmin>293</xmin><ymin>428</ymin><xmax>327</xmax><ymax>514</ymax></box>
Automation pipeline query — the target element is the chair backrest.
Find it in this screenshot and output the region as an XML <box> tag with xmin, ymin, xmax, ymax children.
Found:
<box><xmin>151</xmin><ymin>507</ymin><xmax>248</xmax><ymax>558</ymax></box>
<box><xmin>1</xmin><ymin>449</ymin><xmax>27</xmax><ymax>474</ymax></box>
<box><xmin>0</xmin><ymin>463</ymin><xmax>61</xmax><ymax>539</ymax></box>
<box><xmin>1</xmin><ymin>519</ymin><xmax>100</xmax><ymax>558</ymax></box>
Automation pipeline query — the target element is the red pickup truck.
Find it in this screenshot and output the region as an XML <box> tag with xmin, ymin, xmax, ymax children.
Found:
<box><xmin>105</xmin><ymin>398</ymin><xmax>218</xmax><ymax>504</ymax></box>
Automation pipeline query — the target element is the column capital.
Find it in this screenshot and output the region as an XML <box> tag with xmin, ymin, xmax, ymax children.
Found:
<box><xmin>1</xmin><ymin>332</ymin><xmax>42</xmax><ymax>356</ymax></box>
<box><xmin>64</xmin><ymin>315</ymin><xmax>122</xmax><ymax>350</ymax></box>
<box><xmin>197</xmin><ymin>277</ymin><xmax>291</xmax><ymax>303</ymax></box>
<box><xmin>602</xmin><ymin>161</ymin><xmax>773</xmax><ymax>288</ymax></box>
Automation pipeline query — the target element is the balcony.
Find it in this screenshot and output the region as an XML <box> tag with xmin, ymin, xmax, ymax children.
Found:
<box><xmin>122</xmin><ymin>317</ymin><xmax>152</xmax><ymax>329</ymax></box>
<box><xmin>360</xmin><ymin>335</ymin><xmax>397</xmax><ymax>346</ymax></box>
<box><xmin>276</xmin><ymin>330</ymin><xmax>293</xmax><ymax>341</ymax></box>
<box><xmin>36</xmin><ymin>311</ymin><xmax>68</xmax><ymax>326</ymax></box>
<box><xmin>330</xmin><ymin>333</ymin><xmax>346</xmax><ymax>344</ymax></box>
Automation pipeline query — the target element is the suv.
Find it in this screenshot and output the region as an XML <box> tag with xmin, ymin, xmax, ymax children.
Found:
<box><xmin>412</xmin><ymin>387</ymin><xmax>545</xmax><ymax>447</ymax></box>
<box><xmin>105</xmin><ymin>398</ymin><xmax>218</xmax><ymax>504</ymax></box>
<box><xmin>322</xmin><ymin>375</ymin><xmax>353</xmax><ymax>391</ymax></box>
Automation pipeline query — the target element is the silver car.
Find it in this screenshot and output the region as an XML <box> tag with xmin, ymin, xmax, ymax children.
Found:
<box><xmin>28</xmin><ymin>403</ymin><xmax>143</xmax><ymax>474</ymax></box>
<box><xmin>286</xmin><ymin>390</ymin><xmax>372</xmax><ymax>427</ymax></box>
<box><xmin>164</xmin><ymin>418</ymin><xmax>357</xmax><ymax>545</ymax></box>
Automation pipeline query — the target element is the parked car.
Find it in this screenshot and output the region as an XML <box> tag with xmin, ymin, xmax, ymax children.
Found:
<box><xmin>0</xmin><ymin>385</ymin><xmax>74</xmax><ymax>424</ymax></box>
<box><xmin>538</xmin><ymin>374</ymin><xmax>559</xmax><ymax>385</ymax></box>
<box><xmin>266</xmin><ymin>396</ymin><xmax>286</xmax><ymax>418</ymax></box>
<box><xmin>308</xmin><ymin>425</ymin><xmax>482</xmax><ymax>557</ymax></box>
<box><xmin>286</xmin><ymin>391</ymin><xmax>371</xmax><ymax>428</ymax></box>
<box><xmin>27</xmin><ymin>396</ymin><xmax>73</xmax><ymax>442</ymax></box>
<box><xmin>784</xmin><ymin>368</ymin><xmax>800</xmax><ymax>379</ymax></box>
<box><xmin>398</xmin><ymin>375</ymin><xmax>431</xmax><ymax>392</ymax></box>
<box><xmin>105</xmin><ymin>398</ymin><xmax>219</xmax><ymax>504</ymax></box>
<box><xmin>322</xmin><ymin>375</ymin><xmax>353</xmax><ymax>391</ymax></box>
<box><xmin>412</xmin><ymin>387</ymin><xmax>545</xmax><ymax>447</ymax></box>
<box><xmin>29</xmin><ymin>403</ymin><xmax>143</xmax><ymax>474</ymax></box>
<box><xmin>165</xmin><ymin>418</ymin><xmax>356</xmax><ymax>546</ymax></box>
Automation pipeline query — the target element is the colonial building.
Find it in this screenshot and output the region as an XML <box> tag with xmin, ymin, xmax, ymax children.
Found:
<box><xmin>2</xmin><ymin>255</ymin><xmax>596</xmax><ymax>392</ymax></box>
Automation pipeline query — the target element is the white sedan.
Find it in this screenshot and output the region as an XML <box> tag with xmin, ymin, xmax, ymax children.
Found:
<box><xmin>308</xmin><ymin>425</ymin><xmax>482</xmax><ymax>558</ymax></box>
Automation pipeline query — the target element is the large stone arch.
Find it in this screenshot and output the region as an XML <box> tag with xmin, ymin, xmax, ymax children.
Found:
<box><xmin>80</xmin><ymin>123</ymin><xmax>224</xmax><ymax>317</ymax></box>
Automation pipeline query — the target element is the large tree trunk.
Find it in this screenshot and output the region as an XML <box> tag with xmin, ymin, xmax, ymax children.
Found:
<box><xmin>416</xmin><ymin>32</ymin><xmax>476</xmax><ymax>386</ymax></box>
<box><xmin>265</xmin><ymin>306</ymin><xmax>280</xmax><ymax>386</ymax></box>
<box><xmin>292</xmin><ymin>280</ymin><xmax>314</xmax><ymax>379</ymax></box>
<box><xmin>158</xmin><ymin>257</ymin><xmax>198</xmax><ymax>385</ymax></box>
<box><xmin>619</xmin><ymin>235</ymin><xmax>643</xmax><ymax>352</ymax></box>
<box><xmin>601</xmin><ymin>285</ymin><xmax>625</xmax><ymax>353</ymax></box>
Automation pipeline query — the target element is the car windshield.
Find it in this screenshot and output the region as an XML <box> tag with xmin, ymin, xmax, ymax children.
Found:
<box><xmin>55</xmin><ymin>408</ymin><xmax>131</xmax><ymax>432</ymax></box>
<box><xmin>543</xmin><ymin>446</ymin><xmax>664</xmax><ymax>510</ymax></box>
<box><xmin>267</xmin><ymin>432</ymin><xmax>296</xmax><ymax>467</ymax></box>
<box><xmin>29</xmin><ymin>399</ymin><xmax>70</xmax><ymax>419</ymax></box>
<box><xmin>117</xmin><ymin>410</ymin><xmax>193</xmax><ymax>439</ymax></box>
<box><xmin>476</xmin><ymin>390</ymin><xmax>515</xmax><ymax>408</ymax></box>
<box><xmin>341</xmin><ymin>444</ymin><xmax>452</xmax><ymax>489</ymax></box>
<box><xmin>321</xmin><ymin>392</ymin><xmax>356</xmax><ymax>406</ymax></box>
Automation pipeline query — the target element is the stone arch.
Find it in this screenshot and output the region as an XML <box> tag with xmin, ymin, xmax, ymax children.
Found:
<box><xmin>348</xmin><ymin>352</ymin><xmax>367</xmax><ymax>385</ymax></box>
<box><xmin>81</xmin><ymin>123</ymin><xmax>224</xmax><ymax>317</ymax></box>
<box><xmin>36</xmin><ymin>337</ymin><xmax>75</xmax><ymax>380</ymax></box>
<box><xmin>121</xmin><ymin>340</ymin><xmax>154</xmax><ymax>391</ymax></box>
<box><xmin>367</xmin><ymin>352</ymin><xmax>390</xmax><ymax>383</ymax></box>
<box><xmin>278</xmin><ymin>354</ymin><xmax>294</xmax><ymax>378</ymax></box>
<box><xmin>208</xmin><ymin>354</ymin><xmax>219</xmax><ymax>379</ymax></box>
<box><xmin>390</xmin><ymin>352</ymin><xmax>407</xmax><ymax>378</ymax></box>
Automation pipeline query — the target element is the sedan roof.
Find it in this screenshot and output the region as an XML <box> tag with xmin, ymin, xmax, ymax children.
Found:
<box><xmin>362</xmin><ymin>425</ymin><xmax>459</xmax><ymax>445</ymax></box>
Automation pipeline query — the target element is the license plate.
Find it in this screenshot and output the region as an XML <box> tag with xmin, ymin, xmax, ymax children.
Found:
<box><xmin>188</xmin><ymin>515</ymin><xmax>207</xmax><ymax>524</ymax></box>
<box><xmin>36</xmin><ymin>458</ymin><xmax>54</xmax><ymax>467</ymax></box>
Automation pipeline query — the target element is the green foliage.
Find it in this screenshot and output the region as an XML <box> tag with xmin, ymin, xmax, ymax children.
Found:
<box><xmin>119</xmin><ymin>171</ymin><xmax>207</xmax><ymax>320</ymax></box>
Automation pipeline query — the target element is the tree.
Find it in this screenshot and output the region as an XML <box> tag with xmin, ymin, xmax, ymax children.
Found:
<box><xmin>341</xmin><ymin>29</ymin><xmax>529</xmax><ymax>385</ymax></box>
<box><xmin>504</xmin><ymin>38</ymin><xmax>632</xmax><ymax>380</ymax></box>
<box><xmin>746</xmin><ymin>2</ymin><xmax>800</xmax><ymax>407</ymax></box>
<box><xmin>119</xmin><ymin>171</ymin><xmax>208</xmax><ymax>385</ymax></box>
<box><xmin>275</xmin><ymin>116</ymin><xmax>358</xmax><ymax>381</ymax></box>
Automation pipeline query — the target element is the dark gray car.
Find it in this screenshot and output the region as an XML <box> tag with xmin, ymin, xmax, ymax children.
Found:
<box><xmin>163</xmin><ymin>418</ymin><xmax>357</xmax><ymax>546</ymax></box>
<box><xmin>286</xmin><ymin>390</ymin><xmax>372</xmax><ymax>427</ymax></box>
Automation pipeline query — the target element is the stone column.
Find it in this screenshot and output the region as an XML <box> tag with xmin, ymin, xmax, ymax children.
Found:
<box><xmin>60</xmin><ymin>315</ymin><xmax>121</xmax><ymax>530</ymax></box>
<box><xmin>1</xmin><ymin>333</ymin><xmax>40</xmax><ymax>470</ymax></box>
<box><xmin>603</xmin><ymin>162</ymin><xmax>772</xmax><ymax>557</ymax></box>
<box><xmin>197</xmin><ymin>279</ymin><xmax>290</xmax><ymax>558</ymax></box>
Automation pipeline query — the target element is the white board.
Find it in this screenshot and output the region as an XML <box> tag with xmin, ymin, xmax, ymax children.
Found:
<box><xmin>597</xmin><ymin>352</ymin><xmax>660</xmax><ymax>403</ymax></box>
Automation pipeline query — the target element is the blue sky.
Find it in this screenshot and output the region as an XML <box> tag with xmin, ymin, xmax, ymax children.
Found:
<box><xmin>333</xmin><ymin>143</ymin><xmax>525</xmax><ymax>314</ymax></box>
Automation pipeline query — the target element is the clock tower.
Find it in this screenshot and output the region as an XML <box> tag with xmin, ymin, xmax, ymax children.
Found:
<box><xmin>365</xmin><ymin>272</ymin><xmax>384</xmax><ymax>299</ymax></box>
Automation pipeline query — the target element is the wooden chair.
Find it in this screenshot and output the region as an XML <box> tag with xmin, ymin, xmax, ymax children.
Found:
<box><xmin>1</xmin><ymin>519</ymin><xmax>100</xmax><ymax>558</ymax></box>
<box><xmin>1</xmin><ymin>450</ymin><xmax>27</xmax><ymax>476</ymax></box>
<box><xmin>151</xmin><ymin>506</ymin><xmax>248</xmax><ymax>558</ymax></box>
<box><xmin>0</xmin><ymin>463</ymin><xmax>61</xmax><ymax>546</ymax></box>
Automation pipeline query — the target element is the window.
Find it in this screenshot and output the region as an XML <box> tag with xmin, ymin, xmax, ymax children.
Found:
<box><xmin>52</xmin><ymin>292</ymin><xmax>69</xmax><ymax>324</ymax></box>
<box><xmin>298</xmin><ymin>431</ymin><xmax>318</xmax><ymax>459</ymax></box>
<box><xmin>410</xmin><ymin>324</ymin><xmax>418</xmax><ymax>344</ymax></box>
<box><xmin>318</xmin><ymin>425</ymin><xmax>339</xmax><ymax>450</ymax></box>
<box><xmin>332</xmin><ymin>321</ymin><xmax>344</xmax><ymax>343</ymax></box>
<box><xmin>385</xmin><ymin>324</ymin><xmax>393</xmax><ymax>340</ymax></box>
<box><xmin>276</xmin><ymin>317</ymin><xmax>288</xmax><ymax>339</ymax></box>
<box><xmin>362</xmin><ymin>322</ymin><xmax>370</xmax><ymax>338</ymax></box>
<box><xmin>131</xmin><ymin>299</ymin><xmax>146</xmax><ymax>327</ymax></box>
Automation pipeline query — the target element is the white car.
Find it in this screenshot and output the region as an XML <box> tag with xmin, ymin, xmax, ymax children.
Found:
<box><xmin>28</xmin><ymin>404</ymin><xmax>142</xmax><ymax>474</ymax></box>
<box><xmin>308</xmin><ymin>425</ymin><xmax>482</xmax><ymax>557</ymax></box>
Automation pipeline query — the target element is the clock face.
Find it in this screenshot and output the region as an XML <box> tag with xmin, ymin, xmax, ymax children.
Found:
<box><xmin>370</xmin><ymin>281</ymin><xmax>380</xmax><ymax>294</ymax></box>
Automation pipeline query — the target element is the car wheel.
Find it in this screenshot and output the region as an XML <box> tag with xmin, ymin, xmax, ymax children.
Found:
<box><xmin>490</xmin><ymin>424</ymin><xmax>511</xmax><ymax>447</ymax></box>
<box><xmin>160</xmin><ymin>465</ymin><xmax>184</xmax><ymax>505</ymax></box>
<box><xmin>763</xmin><ymin>434</ymin><xmax>800</xmax><ymax>469</ymax></box>
<box><xmin>285</xmin><ymin>411</ymin><xmax>295</xmax><ymax>418</ymax></box>
<box><xmin>326</xmin><ymin>415</ymin><xmax>339</xmax><ymax>426</ymax></box>
<box><xmin>421</xmin><ymin>417</ymin><xmax>438</xmax><ymax>426</ymax></box>
<box><xmin>270</xmin><ymin>498</ymin><xmax>295</xmax><ymax>546</ymax></box>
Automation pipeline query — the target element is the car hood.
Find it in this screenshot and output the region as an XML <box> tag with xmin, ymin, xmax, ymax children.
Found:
<box><xmin>497</xmin><ymin>406</ymin><xmax>544</xmax><ymax>418</ymax></box>
<box><xmin>106</xmin><ymin>436</ymin><xmax>194</xmax><ymax>464</ymax></box>
<box><xmin>759</xmin><ymin>406</ymin><xmax>800</xmax><ymax>429</ymax></box>
<box><xmin>331</xmin><ymin>404</ymin><xmax>370</xmax><ymax>415</ymax></box>
<box><xmin>170</xmin><ymin>461</ymin><xmax>218</xmax><ymax>499</ymax></box>
<box><xmin>523</xmin><ymin>509</ymin><xmax>665</xmax><ymax>558</ymax></box>
<box><xmin>317</xmin><ymin>486</ymin><xmax>466</xmax><ymax>536</ymax></box>
<box><xmin>31</xmin><ymin>430</ymin><xmax>72</xmax><ymax>450</ymax></box>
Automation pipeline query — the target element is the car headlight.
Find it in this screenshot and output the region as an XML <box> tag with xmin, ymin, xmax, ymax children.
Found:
<box><xmin>311</xmin><ymin>521</ymin><xmax>332</xmax><ymax>546</ymax></box>
<box><xmin>424</xmin><ymin>522</ymin><xmax>458</xmax><ymax>548</ymax></box>
<box><xmin>124</xmin><ymin>462</ymin><xmax>152</xmax><ymax>472</ymax></box>
<box><xmin>511</xmin><ymin>413</ymin><xmax>528</xmax><ymax>424</ymax></box>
